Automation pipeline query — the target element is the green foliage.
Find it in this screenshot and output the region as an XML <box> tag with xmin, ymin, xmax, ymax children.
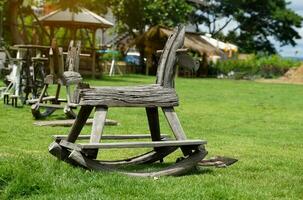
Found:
<box><xmin>214</xmin><ymin>55</ymin><xmax>301</xmax><ymax>79</ymax></box>
<box><xmin>189</xmin><ymin>0</ymin><xmax>303</xmax><ymax>53</ymax></box>
<box><xmin>108</xmin><ymin>0</ymin><xmax>193</xmax><ymax>34</ymax></box>
<box><xmin>100</xmin><ymin>51</ymin><xmax>123</xmax><ymax>61</ymax></box>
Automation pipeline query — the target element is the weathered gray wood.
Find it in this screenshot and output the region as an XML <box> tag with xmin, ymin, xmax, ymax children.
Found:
<box><xmin>53</xmin><ymin>134</ymin><xmax>169</xmax><ymax>140</ymax></box>
<box><xmin>65</xmin><ymin>40</ymin><xmax>81</xmax><ymax>72</ymax></box>
<box><xmin>54</xmin><ymin>84</ymin><xmax>61</xmax><ymax>103</ymax></box>
<box><xmin>34</xmin><ymin>118</ymin><xmax>118</xmax><ymax>127</ymax></box>
<box><xmin>60</xmin><ymin>139</ymin><xmax>206</xmax><ymax>150</ymax></box>
<box><xmin>31</xmin><ymin>106</ymin><xmax>57</xmax><ymax>119</ymax></box>
<box><xmin>62</xmin><ymin>71</ymin><xmax>83</xmax><ymax>85</ymax></box>
<box><xmin>68</xmin><ymin>148</ymin><xmax>207</xmax><ymax>177</ymax></box>
<box><xmin>156</xmin><ymin>29</ymin><xmax>178</xmax><ymax>86</ymax></box>
<box><xmin>94</xmin><ymin>146</ymin><xmax>177</xmax><ymax>167</ymax></box>
<box><xmin>156</xmin><ymin>26</ymin><xmax>185</xmax><ymax>88</ymax></box>
<box><xmin>162</xmin><ymin>26</ymin><xmax>185</xmax><ymax>88</ymax></box>
<box><xmin>198</xmin><ymin>156</ymin><xmax>238</xmax><ymax>168</ymax></box>
<box><xmin>48</xmin><ymin>26</ymin><xmax>210</xmax><ymax>176</ymax></box>
<box><xmin>162</xmin><ymin>107</ymin><xmax>187</xmax><ymax>140</ymax></box>
<box><xmin>177</xmin><ymin>52</ymin><xmax>200</xmax><ymax>72</ymax></box>
<box><xmin>50</xmin><ymin>142</ymin><xmax>177</xmax><ymax>167</ymax></box>
<box><xmin>90</xmin><ymin>107</ymin><xmax>108</xmax><ymax>143</ymax></box>
<box><xmin>36</xmin><ymin>103</ymin><xmax>65</xmax><ymax>109</ymax></box>
<box><xmin>27</xmin><ymin>95</ymin><xmax>55</xmax><ymax>104</ymax></box>
<box><xmin>146</xmin><ymin>107</ymin><xmax>161</xmax><ymax>142</ymax></box>
<box><xmin>66</xmin><ymin>106</ymin><xmax>93</xmax><ymax>143</ymax></box>
<box><xmin>79</xmin><ymin>85</ymin><xmax>178</xmax><ymax>107</ymax></box>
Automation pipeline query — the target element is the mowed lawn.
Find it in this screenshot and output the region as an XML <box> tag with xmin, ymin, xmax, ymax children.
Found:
<box><xmin>0</xmin><ymin>75</ymin><xmax>302</xmax><ymax>200</ymax></box>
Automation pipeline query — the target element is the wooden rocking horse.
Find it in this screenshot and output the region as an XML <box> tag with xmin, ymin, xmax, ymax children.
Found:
<box><xmin>30</xmin><ymin>40</ymin><xmax>86</xmax><ymax>119</ymax></box>
<box><xmin>49</xmin><ymin>26</ymin><xmax>208</xmax><ymax>177</ymax></box>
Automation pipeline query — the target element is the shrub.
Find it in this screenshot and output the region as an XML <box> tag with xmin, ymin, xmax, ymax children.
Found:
<box><xmin>213</xmin><ymin>55</ymin><xmax>301</xmax><ymax>79</ymax></box>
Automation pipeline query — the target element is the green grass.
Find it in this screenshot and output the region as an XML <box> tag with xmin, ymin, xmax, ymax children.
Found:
<box><xmin>0</xmin><ymin>75</ymin><xmax>303</xmax><ymax>200</ymax></box>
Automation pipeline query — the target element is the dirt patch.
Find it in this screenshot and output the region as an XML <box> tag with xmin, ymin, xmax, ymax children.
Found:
<box><xmin>257</xmin><ymin>64</ymin><xmax>303</xmax><ymax>85</ymax></box>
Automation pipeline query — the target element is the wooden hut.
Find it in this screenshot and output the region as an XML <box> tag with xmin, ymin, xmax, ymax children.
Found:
<box><xmin>135</xmin><ymin>26</ymin><xmax>222</xmax><ymax>75</ymax></box>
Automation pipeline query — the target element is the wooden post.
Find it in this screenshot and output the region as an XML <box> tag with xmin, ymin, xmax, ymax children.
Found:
<box><xmin>50</xmin><ymin>27</ymin><xmax>54</xmax><ymax>44</ymax></box>
<box><xmin>146</xmin><ymin>52</ymin><xmax>152</xmax><ymax>76</ymax></box>
<box><xmin>92</xmin><ymin>29</ymin><xmax>96</xmax><ymax>79</ymax></box>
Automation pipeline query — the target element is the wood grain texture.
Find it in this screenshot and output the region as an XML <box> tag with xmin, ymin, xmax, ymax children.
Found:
<box><xmin>68</xmin><ymin>148</ymin><xmax>207</xmax><ymax>177</ymax></box>
<box><xmin>162</xmin><ymin>107</ymin><xmax>187</xmax><ymax>140</ymax></box>
<box><xmin>156</xmin><ymin>26</ymin><xmax>185</xmax><ymax>88</ymax></box>
<box><xmin>34</xmin><ymin>118</ymin><xmax>118</xmax><ymax>127</ymax></box>
<box><xmin>90</xmin><ymin>107</ymin><xmax>108</xmax><ymax>143</ymax></box>
<box><xmin>53</xmin><ymin>134</ymin><xmax>169</xmax><ymax>140</ymax></box>
<box><xmin>66</xmin><ymin>106</ymin><xmax>93</xmax><ymax>143</ymax></box>
<box><xmin>79</xmin><ymin>84</ymin><xmax>178</xmax><ymax>107</ymax></box>
<box><xmin>146</xmin><ymin>107</ymin><xmax>161</xmax><ymax>142</ymax></box>
<box><xmin>61</xmin><ymin>71</ymin><xmax>83</xmax><ymax>85</ymax></box>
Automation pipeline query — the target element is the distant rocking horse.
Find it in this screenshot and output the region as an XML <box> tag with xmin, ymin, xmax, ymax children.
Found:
<box><xmin>30</xmin><ymin>40</ymin><xmax>86</xmax><ymax>119</ymax></box>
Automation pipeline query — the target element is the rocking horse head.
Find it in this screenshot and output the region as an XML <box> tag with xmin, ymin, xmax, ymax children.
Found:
<box><xmin>156</xmin><ymin>26</ymin><xmax>199</xmax><ymax>88</ymax></box>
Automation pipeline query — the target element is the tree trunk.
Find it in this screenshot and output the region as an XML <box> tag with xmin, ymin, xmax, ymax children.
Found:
<box><xmin>7</xmin><ymin>0</ymin><xmax>24</xmax><ymax>44</ymax></box>
<box><xmin>196</xmin><ymin>53</ymin><xmax>208</xmax><ymax>77</ymax></box>
<box><xmin>138</xmin><ymin>45</ymin><xmax>146</xmax><ymax>74</ymax></box>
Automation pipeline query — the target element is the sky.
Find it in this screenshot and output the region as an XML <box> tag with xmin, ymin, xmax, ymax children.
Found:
<box><xmin>276</xmin><ymin>0</ymin><xmax>303</xmax><ymax>57</ymax></box>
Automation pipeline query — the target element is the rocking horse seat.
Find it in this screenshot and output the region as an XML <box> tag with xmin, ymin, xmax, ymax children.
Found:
<box><xmin>79</xmin><ymin>84</ymin><xmax>179</xmax><ymax>107</ymax></box>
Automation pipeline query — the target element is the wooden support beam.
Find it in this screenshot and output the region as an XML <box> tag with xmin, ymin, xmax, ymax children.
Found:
<box><xmin>162</xmin><ymin>107</ymin><xmax>187</xmax><ymax>140</ymax></box>
<box><xmin>90</xmin><ymin>106</ymin><xmax>108</xmax><ymax>143</ymax></box>
<box><xmin>146</xmin><ymin>107</ymin><xmax>161</xmax><ymax>141</ymax></box>
<box><xmin>66</xmin><ymin>106</ymin><xmax>93</xmax><ymax>143</ymax></box>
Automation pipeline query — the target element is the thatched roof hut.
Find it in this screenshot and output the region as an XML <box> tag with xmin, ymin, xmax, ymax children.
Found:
<box><xmin>136</xmin><ymin>26</ymin><xmax>222</xmax><ymax>56</ymax></box>
<box><xmin>135</xmin><ymin>26</ymin><xmax>222</xmax><ymax>75</ymax></box>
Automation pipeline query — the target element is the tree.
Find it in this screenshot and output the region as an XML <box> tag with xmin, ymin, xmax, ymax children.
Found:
<box><xmin>189</xmin><ymin>0</ymin><xmax>303</xmax><ymax>53</ymax></box>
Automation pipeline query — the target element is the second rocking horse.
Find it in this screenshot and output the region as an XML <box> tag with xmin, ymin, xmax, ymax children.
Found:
<box><xmin>30</xmin><ymin>40</ymin><xmax>86</xmax><ymax>119</ymax></box>
<box><xmin>49</xmin><ymin>26</ymin><xmax>208</xmax><ymax>177</ymax></box>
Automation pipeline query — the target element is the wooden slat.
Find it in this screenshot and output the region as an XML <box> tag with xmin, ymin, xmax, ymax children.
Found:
<box><xmin>53</xmin><ymin>134</ymin><xmax>169</xmax><ymax>140</ymax></box>
<box><xmin>90</xmin><ymin>107</ymin><xmax>108</xmax><ymax>143</ymax></box>
<box><xmin>28</xmin><ymin>95</ymin><xmax>56</xmax><ymax>103</ymax></box>
<box><xmin>34</xmin><ymin>118</ymin><xmax>118</xmax><ymax>127</ymax></box>
<box><xmin>60</xmin><ymin>140</ymin><xmax>206</xmax><ymax>150</ymax></box>
<box><xmin>79</xmin><ymin>84</ymin><xmax>178</xmax><ymax>107</ymax></box>
<box><xmin>37</xmin><ymin>103</ymin><xmax>64</xmax><ymax>109</ymax></box>
<box><xmin>162</xmin><ymin>107</ymin><xmax>187</xmax><ymax>140</ymax></box>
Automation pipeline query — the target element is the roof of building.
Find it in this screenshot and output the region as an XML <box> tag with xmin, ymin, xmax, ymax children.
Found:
<box><xmin>38</xmin><ymin>7</ymin><xmax>114</xmax><ymax>29</ymax></box>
